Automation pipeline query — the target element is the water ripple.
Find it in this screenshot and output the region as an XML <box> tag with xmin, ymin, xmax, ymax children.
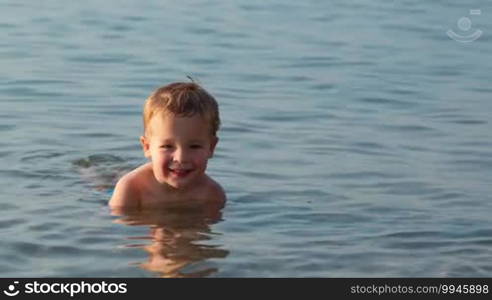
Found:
<box><xmin>0</xmin><ymin>218</ymin><xmax>26</xmax><ymax>229</ymax></box>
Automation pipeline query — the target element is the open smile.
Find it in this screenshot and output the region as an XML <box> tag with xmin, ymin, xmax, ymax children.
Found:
<box><xmin>168</xmin><ymin>168</ymin><xmax>193</xmax><ymax>177</ymax></box>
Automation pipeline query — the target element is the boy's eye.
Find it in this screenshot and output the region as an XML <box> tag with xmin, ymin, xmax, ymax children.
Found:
<box><xmin>190</xmin><ymin>144</ymin><xmax>203</xmax><ymax>149</ymax></box>
<box><xmin>160</xmin><ymin>144</ymin><xmax>173</xmax><ymax>149</ymax></box>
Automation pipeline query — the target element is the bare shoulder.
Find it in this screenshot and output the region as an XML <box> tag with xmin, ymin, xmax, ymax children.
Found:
<box><xmin>204</xmin><ymin>176</ymin><xmax>227</xmax><ymax>209</ymax></box>
<box><xmin>109</xmin><ymin>163</ymin><xmax>150</xmax><ymax>209</ymax></box>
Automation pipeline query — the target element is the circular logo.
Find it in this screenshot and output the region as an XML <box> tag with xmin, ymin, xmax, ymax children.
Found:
<box><xmin>457</xmin><ymin>17</ymin><xmax>472</xmax><ymax>31</ymax></box>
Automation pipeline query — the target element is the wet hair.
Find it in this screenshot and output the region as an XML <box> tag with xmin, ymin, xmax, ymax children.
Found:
<box><xmin>143</xmin><ymin>82</ymin><xmax>220</xmax><ymax>137</ymax></box>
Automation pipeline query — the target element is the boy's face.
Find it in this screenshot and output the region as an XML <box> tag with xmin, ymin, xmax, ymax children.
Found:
<box><xmin>140</xmin><ymin>113</ymin><xmax>218</xmax><ymax>190</ymax></box>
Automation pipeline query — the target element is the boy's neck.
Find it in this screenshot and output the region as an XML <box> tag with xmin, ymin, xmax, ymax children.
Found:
<box><xmin>153</xmin><ymin>173</ymin><xmax>208</xmax><ymax>196</ymax></box>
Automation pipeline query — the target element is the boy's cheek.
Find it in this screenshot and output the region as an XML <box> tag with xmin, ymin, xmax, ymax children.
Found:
<box><xmin>144</xmin><ymin>149</ymin><xmax>154</xmax><ymax>159</ymax></box>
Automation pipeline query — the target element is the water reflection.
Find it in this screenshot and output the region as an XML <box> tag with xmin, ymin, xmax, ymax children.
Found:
<box><xmin>112</xmin><ymin>205</ymin><xmax>228</xmax><ymax>277</ymax></box>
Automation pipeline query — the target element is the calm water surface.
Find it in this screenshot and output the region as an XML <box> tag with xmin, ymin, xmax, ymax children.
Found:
<box><xmin>1</xmin><ymin>0</ymin><xmax>492</xmax><ymax>277</ymax></box>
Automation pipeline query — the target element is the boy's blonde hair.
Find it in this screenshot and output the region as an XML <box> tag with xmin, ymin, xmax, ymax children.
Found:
<box><xmin>143</xmin><ymin>82</ymin><xmax>220</xmax><ymax>137</ymax></box>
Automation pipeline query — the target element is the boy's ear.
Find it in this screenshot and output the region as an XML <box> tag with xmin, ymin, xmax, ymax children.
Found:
<box><xmin>140</xmin><ymin>136</ymin><xmax>151</xmax><ymax>158</ymax></box>
<box><xmin>209</xmin><ymin>136</ymin><xmax>219</xmax><ymax>158</ymax></box>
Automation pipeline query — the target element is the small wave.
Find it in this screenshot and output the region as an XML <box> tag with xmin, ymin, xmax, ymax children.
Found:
<box><xmin>72</xmin><ymin>154</ymin><xmax>125</xmax><ymax>168</ymax></box>
<box><xmin>72</xmin><ymin>154</ymin><xmax>134</xmax><ymax>193</ymax></box>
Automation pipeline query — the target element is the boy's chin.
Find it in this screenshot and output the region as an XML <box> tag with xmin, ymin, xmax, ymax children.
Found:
<box><xmin>167</xmin><ymin>181</ymin><xmax>188</xmax><ymax>189</ymax></box>
<box><xmin>154</xmin><ymin>170</ymin><xmax>203</xmax><ymax>190</ymax></box>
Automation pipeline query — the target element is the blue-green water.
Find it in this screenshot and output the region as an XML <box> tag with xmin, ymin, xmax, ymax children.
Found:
<box><xmin>1</xmin><ymin>0</ymin><xmax>492</xmax><ymax>277</ymax></box>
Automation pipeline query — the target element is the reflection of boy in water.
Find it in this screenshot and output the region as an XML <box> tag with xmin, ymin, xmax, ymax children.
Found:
<box><xmin>141</xmin><ymin>226</ymin><xmax>228</xmax><ymax>278</ymax></box>
<box><xmin>113</xmin><ymin>206</ymin><xmax>228</xmax><ymax>278</ymax></box>
<box><xmin>110</xmin><ymin>82</ymin><xmax>226</xmax><ymax>209</ymax></box>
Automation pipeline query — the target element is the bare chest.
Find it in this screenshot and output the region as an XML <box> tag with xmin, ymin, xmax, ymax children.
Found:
<box><xmin>138</xmin><ymin>185</ymin><xmax>210</xmax><ymax>207</ymax></box>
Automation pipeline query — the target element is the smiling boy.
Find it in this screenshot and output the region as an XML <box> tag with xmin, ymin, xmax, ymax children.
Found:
<box><xmin>109</xmin><ymin>82</ymin><xmax>225</xmax><ymax>209</ymax></box>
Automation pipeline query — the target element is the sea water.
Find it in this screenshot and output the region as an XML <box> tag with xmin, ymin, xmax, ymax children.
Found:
<box><xmin>1</xmin><ymin>0</ymin><xmax>492</xmax><ymax>277</ymax></box>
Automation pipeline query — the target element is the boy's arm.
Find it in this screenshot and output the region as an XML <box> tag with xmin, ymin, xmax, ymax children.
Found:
<box><xmin>108</xmin><ymin>175</ymin><xmax>140</xmax><ymax>209</ymax></box>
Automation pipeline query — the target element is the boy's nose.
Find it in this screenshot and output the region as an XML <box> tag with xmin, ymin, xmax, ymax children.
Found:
<box><xmin>173</xmin><ymin>147</ymin><xmax>189</xmax><ymax>163</ymax></box>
